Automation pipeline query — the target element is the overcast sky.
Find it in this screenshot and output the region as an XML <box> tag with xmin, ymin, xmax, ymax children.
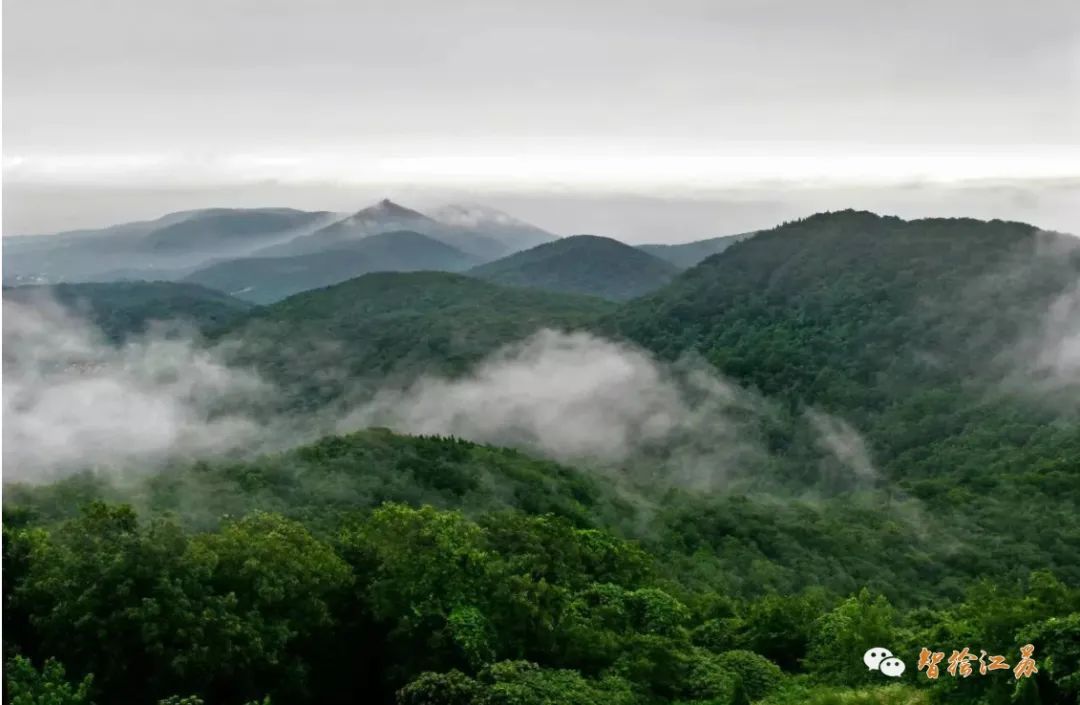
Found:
<box><xmin>4</xmin><ymin>0</ymin><xmax>1079</xmax><ymax>240</ymax></box>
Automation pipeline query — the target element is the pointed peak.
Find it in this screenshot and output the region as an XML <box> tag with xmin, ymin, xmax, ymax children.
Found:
<box><xmin>352</xmin><ymin>199</ymin><xmax>430</xmax><ymax>221</ymax></box>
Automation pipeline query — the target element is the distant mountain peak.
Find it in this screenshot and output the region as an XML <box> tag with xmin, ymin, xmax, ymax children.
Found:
<box><xmin>352</xmin><ymin>199</ymin><xmax>430</xmax><ymax>221</ymax></box>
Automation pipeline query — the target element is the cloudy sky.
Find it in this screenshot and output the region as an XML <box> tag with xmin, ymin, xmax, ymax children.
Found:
<box><xmin>4</xmin><ymin>0</ymin><xmax>1079</xmax><ymax>240</ymax></box>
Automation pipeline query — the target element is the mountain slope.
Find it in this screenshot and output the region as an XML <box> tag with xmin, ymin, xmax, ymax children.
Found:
<box><xmin>433</xmin><ymin>203</ymin><xmax>557</xmax><ymax>251</ymax></box>
<box><xmin>611</xmin><ymin>210</ymin><xmax>1080</xmax><ymax>479</ymax></box>
<box><xmin>259</xmin><ymin>199</ymin><xmax>508</xmax><ymax>260</ymax></box>
<box><xmin>604</xmin><ymin>209</ymin><xmax>1080</xmax><ymax>603</ymax></box>
<box><xmin>468</xmin><ymin>235</ymin><xmax>680</xmax><ymax>301</ymax></box>
<box><xmin>3</xmin><ymin>428</ymin><xmax>619</xmax><ymax>531</ymax></box>
<box><xmin>220</xmin><ymin>271</ymin><xmax>616</xmax><ymax>410</ymax></box>
<box><xmin>140</xmin><ymin>208</ymin><xmax>331</xmax><ymax>253</ymax></box>
<box><xmin>3</xmin><ymin>208</ymin><xmax>334</xmax><ymax>283</ymax></box>
<box><xmin>637</xmin><ymin>232</ymin><xmax>754</xmax><ymax>268</ymax></box>
<box><xmin>3</xmin><ymin>281</ymin><xmax>254</xmax><ymax>341</ymax></box>
<box><xmin>183</xmin><ymin>230</ymin><xmax>479</xmax><ymax>303</ymax></box>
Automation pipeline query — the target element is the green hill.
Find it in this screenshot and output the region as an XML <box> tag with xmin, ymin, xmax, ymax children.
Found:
<box><xmin>610</xmin><ymin>210</ymin><xmax>1080</xmax><ymax>571</ymax></box>
<box><xmin>220</xmin><ymin>271</ymin><xmax>616</xmax><ymax>409</ymax></box>
<box><xmin>637</xmin><ymin>233</ymin><xmax>754</xmax><ymax>268</ymax></box>
<box><xmin>183</xmin><ymin>230</ymin><xmax>480</xmax><ymax>303</ymax></box>
<box><xmin>613</xmin><ymin>211</ymin><xmax>1079</xmax><ymax>411</ymax></box>
<box><xmin>2</xmin><ymin>428</ymin><xmax>622</xmax><ymax>532</ymax></box>
<box><xmin>468</xmin><ymin>234</ymin><xmax>680</xmax><ymax>300</ymax></box>
<box><xmin>3</xmin><ymin>280</ymin><xmax>254</xmax><ymax>340</ymax></box>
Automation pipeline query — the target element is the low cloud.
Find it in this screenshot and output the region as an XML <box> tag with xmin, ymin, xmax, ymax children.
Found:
<box><xmin>3</xmin><ymin>304</ymin><xmax>905</xmax><ymax>499</ymax></box>
<box><xmin>993</xmin><ymin>232</ymin><xmax>1080</xmax><ymax>409</ymax></box>
<box><xmin>806</xmin><ymin>408</ymin><xmax>879</xmax><ymax>488</ymax></box>
<box><xmin>1032</xmin><ymin>282</ymin><xmax>1080</xmax><ymax>389</ymax></box>
<box><xmin>3</xmin><ymin>296</ymin><xmax>273</xmax><ymax>482</ymax></box>
<box><xmin>339</xmin><ymin>329</ymin><xmax>768</xmax><ymax>489</ymax></box>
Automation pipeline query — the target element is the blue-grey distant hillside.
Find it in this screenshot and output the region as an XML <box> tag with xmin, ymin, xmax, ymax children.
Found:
<box><xmin>3</xmin><ymin>208</ymin><xmax>336</xmax><ymax>284</ymax></box>
<box><xmin>184</xmin><ymin>230</ymin><xmax>481</xmax><ymax>303</ymax></box>
<box><xmin>432</xmin><ymin>203</ymin><xmax>557</xmax><ymax>251</ymax></box>
<box><xmin>2</xmin><ymin>200</ymin><xmax>558</xmax><ymax>290</ymax></box>
<box><xmin>636</xmin><ymin>232</ymin><xmax>755</xmax><ymax>268</ymax></box>
<box><xmin>255</xmin><ymin>199</ymin><xmax>551</xmax><ymax>261</ymax></box>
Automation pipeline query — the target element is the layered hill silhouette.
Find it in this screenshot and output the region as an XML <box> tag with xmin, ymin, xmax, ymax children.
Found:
<box><xmin>256</xmin><ymin>199</ymin><xmax>532</xmax><ymax>261</ymax></box>
<box><xmin>184</xmin><ymin>230</ymin><xmax>480</xmax><ymax>303</ymax></box>
<box><xmin>3</xmin><ymin>208</ymin><xmax>335</xmax><ymax>283</ymax></box>
<box><xmin>4</xmin><ymin>200</ymin><xmax>559</xmax><ymax>291</ymax></box>
<box><xmin>468</xmin><ymin>234</ymin><xmax>680</xmax><ymax>300</ymax></box>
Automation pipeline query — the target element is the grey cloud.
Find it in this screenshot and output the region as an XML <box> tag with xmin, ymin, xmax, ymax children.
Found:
<box><xmin>806</xmin><ymin>409</ymin><xmax>878</xmax><ymax>487</ymax></box>
<box><xmin>2</xmin><ymin>297</ymin><xmax>274</xmax><ymax>481</ymax></box>
<box><xmin>338</xmin><ymin>330</ymin><xmax>768</xmax><ymax>489</ymax></box>
<box><xmin>1032</xmin><ymin>283</ymin><xmax>1080</xmax><ymax>392</ymax></box>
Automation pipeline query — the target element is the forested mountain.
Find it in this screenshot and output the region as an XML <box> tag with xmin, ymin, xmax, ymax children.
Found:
<box><xmin>468</xmin><ymin>235</ymin><xmax>680</xmax><ymax>300</ymax></box>
<box><xmin>258</xmin><ymin>200</ymin><xmax>510</xmax><ymax>261</ymax></box>
<box><xmin>2</xmin><ymin>281</ymin><xmax>254</xmax><ymax>340</ymax></box>
<box><xmin>611</xmin><ymin>209</ymin><xmax>1080</xmax><ymax>429</ymax></box>
<box><xmin>5</xmin><ymin>210</ymin><xmax>1080</xmax><ymax>705</ymax></box>
<box><xmin>3</xmin><ymin>208</ymin><xmax>335</xmax><ymax>283</ymax></box>
<box><xmin>218</xmin><ymin>271</ymin><xmax>616</xmax><ymax>410</ymax></box>
<box><xmin>608</xmin><ymin>210</ymin><xmax>1080</xmax><ymax>597</ymax></box>
<box><xmin>183</xmin><ymin>231</ymin><xmax>480</xmax><ymax>303</ymax></box>
<box><xmin>637</xmin><ymin>233</ymin><xmax>754</xmax><ymax>268</ymax></box>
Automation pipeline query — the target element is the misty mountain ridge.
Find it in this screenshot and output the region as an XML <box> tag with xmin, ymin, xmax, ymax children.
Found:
<box><xmin>432</xmin><ymin>203</ymin><xmax>557</xmax><ymax>251</ymax></box>
<box><xmin>3</xmin><ymin>199</ymin><xmax>568</xmax><ymax>290</ymax></box>
<box><xmin>256</xmin><ymin>199</ymin><xmax>519</xmax><ymax>260</ymax></box>
<box><xmin>183</xmin><ymin>230</ymin><xmax>481</xmax><ymax>303</ymax></box>
<box><xmin>2</xmin><ymin>207</ymin><xmax>338</xmax><ymax>284</ymax></box>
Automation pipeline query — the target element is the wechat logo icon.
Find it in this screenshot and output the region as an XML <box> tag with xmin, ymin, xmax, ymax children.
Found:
<box><xmin>864</xmin><ymin>647</ymin><xmax>906</xmax><ymax>677</ymax></box>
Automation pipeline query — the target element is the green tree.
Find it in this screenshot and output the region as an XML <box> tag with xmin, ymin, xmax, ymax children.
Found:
<box><xmin>5</xmin><ymin>656</ymin><xmax>94</xmax><ymax>705</ymax></box>
<box><xmin>805</xmin><ymin>589</ymin><xmax>898</xmax><ymax>685</ymax></box>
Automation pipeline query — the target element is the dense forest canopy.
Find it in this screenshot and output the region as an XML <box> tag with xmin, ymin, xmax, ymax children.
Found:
<box><xmin>4</xmin><ymin>211</ymin><xmax>1080</xmax><ymax>705</ymax></box>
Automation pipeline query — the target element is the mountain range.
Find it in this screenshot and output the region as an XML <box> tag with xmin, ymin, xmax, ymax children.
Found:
<box><xmin>2</xmin><ymin>208</ymin><xmax>337</xmax><ymax>283</ymax></box>
<box><xmin>5</xmin><ymin>208</ymin><xmax>1080</xmax><ymax>705</ymax></box>
<box><xmin>183</xmin><ymin>230</ymin><xmax>481</xmax><ymax>303</ymax></box>
<box><xmin>4</xmin><ymin>199</ymin><xmax>748</xmax><ymax>303</ymax></box>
